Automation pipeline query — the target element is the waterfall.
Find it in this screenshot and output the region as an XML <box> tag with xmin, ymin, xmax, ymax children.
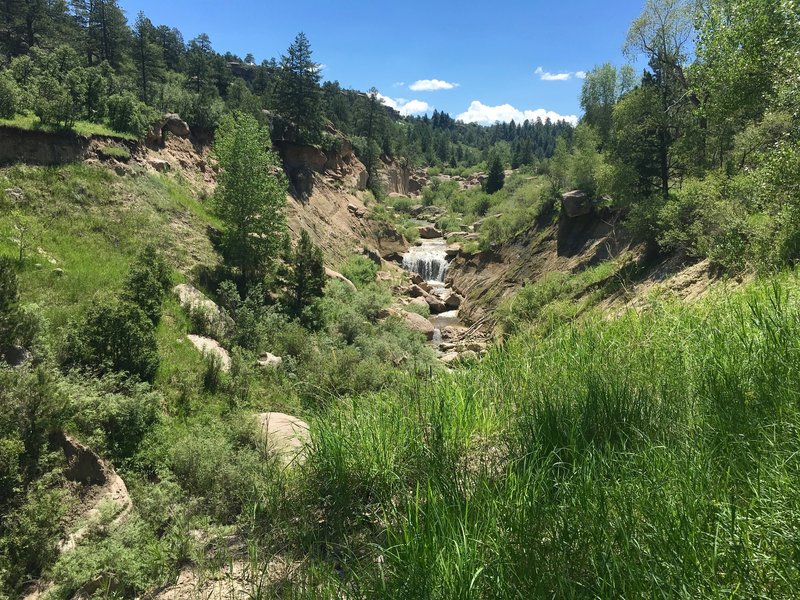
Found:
<box><xmin>403</xmin><ymin>239</ymin><xmax>449</xmax><ymax>283</ymax></box>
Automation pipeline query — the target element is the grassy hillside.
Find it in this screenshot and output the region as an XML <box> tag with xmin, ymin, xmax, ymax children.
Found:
<box><xmin>3</xmin><ymin>163</ymin><xmax>800</xmax><ymax>598</ymax></box>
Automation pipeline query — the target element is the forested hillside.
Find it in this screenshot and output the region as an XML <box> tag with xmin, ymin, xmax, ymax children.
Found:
<box><xmin>0</xmin><ymin>2</ymin><xmax>570</xmax><ymax>178</ymax></box>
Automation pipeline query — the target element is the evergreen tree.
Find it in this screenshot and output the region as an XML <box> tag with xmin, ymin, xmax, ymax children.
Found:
<box><xmin>213</xmin><ymin>112</ymin><xmax>288</xmax><ymax>284</ymax></box>
<box><xmin>283</xmin><ymin>229</ymin><xmax>326</xmax><ymax>328</ymax></box>
<box><xmin>132</xmin><ymin>11</ymin><xmax>164</xmax><ymax>105</ymax></box>
<box><xmin>187</xmin><ymin>33</ymin><xmax>214</xmax><ymax>93</ymax></box>
<box><xmin>485</xmin><ymin>153</ymin><xmax>505</xmax><ymax>194</ymax></box>
<box><xmin>275</xmin><ymin>32</ymin><xmax>322</xmax><ymax>143</ymax></box>
<box><xmin>0</xmin><ymin>257</ymin><xmax>22</xmax><ymax>356</ymax></box>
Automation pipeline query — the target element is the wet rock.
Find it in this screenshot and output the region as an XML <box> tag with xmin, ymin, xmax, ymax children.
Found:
<box><xmin>418</xmin><ymin>225</ymin><xmax>443</xmax><ymax>239</ymax></box>
<box><xmin>443</xmin><ymin>291</ymin><xmax>463</xmax><ymax>309</ymax></box>
<box><xmin>426</xmin><ymin>295</ymin><xmax>448</xmax><ymax>314</ymax></box>
<box><xmin>445</xmin><ymin>244</ymin><xmax>462</xmax><ymax>258</ymax></box>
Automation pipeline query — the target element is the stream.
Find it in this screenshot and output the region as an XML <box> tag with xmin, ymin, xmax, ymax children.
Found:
<box><xmin>402</xmin><ymin>235</ymin><xmax>462</xmax><ymax>344</ymax></box>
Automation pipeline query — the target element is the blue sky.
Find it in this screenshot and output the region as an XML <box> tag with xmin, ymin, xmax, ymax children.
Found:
<box><xmin>119</xmin><ymin>0</ymin><xmax>645</xmax><ymax>125</ymax></box>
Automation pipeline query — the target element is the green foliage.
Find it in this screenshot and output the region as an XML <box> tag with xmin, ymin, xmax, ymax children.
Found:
<box><xmin>485</xmin><ymin>153</ymin><xmax>505</xmax><ymax>194</ymax></box>
<box><xmin>282</xmin><ymin>230</ymin><xmax>326</xmax><ymax>328</ymax></box>
<box><xmin>122</xmin><ymin>245</ymin><xmax>172</xmax><ymax>324</ymax></box>
<box><xmin>0</xmin><ymin>482</ymin><xmax>67</xmax><ymax>593</ymax></box>
<box><xmin>213</xmin><ymin>112</ymin><xmax>287</xmax><ymax>284</ymax></box>
<box><xmin>0</xmin><ymin>72</ymin><xmax>19</xmax><ymax>119</ymax></box>
<box><xmin>339</xmin><ymin>255</ymin><xmax>378</xmax><ymax>289</ymax></box>
<box><xmin>0</xmin><ymin>257</ymin><xmax>21</xmax><ymax>353</ymax></box>
<box><xmin>68</xmin><ymin>299</ymin><xmax>160</xmax><ymax>382</ymax></box>
<box><xmin>67</xmin><ymin>374</ymin><xmax>161</xmax><ymax>465</ymax></box>
<box><xmin>107</xmin><ymin>92</ymin><xmax>153</xmax><ymax>137</ymax></box>
<box><xmin>275</xmin><ymin>32</ymin><xmax>322</xmax><ymax>143</ymax></box>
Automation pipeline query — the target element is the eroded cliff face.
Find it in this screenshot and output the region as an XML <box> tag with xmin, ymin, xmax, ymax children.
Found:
<box><xmin>447</xmin><ymin>207</ymin><xmax>631</xmax><ymax>325</ymax></box>
<box><xmin>0</xmin><ymin>125</ymin><xmax>136</xmax><ymax>166</ymax></box>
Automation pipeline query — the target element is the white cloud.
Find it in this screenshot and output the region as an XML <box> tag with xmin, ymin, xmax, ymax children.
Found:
<box><xmin>456</xmin><ymin>100</ymin><xmax>578</xmax><ymax>126</ymax></box>
<box><xmin>534</xmin><ymin>66</ymin><xmax>590</xmax><ymax>81</ymax></box>
<box><xmin>377</xmin><ymin>93</ymin><xmax>431</xmax><ymax>116</ymax></box>
<box><xmin>409</xmin><ymin>79</ymin><xmax>460</xmax><ymax>91</ymax></box>
<box><xmin>393</xmin><ymin>81</ymin><xmax>405</xmax><ymax>87</ymax></box>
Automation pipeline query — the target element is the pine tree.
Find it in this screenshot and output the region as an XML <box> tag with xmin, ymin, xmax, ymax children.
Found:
<box><xmin>283</xmin><ymin>229</ymin><xmax>326</xmax><ymax>328</ymax></box>
<box><xmin>132</xmin><ymin>11</ymin><xmax>164</xmax><ymax>105</ymax></box>
<box><xmin>275</xmin><ymin>32</ymin><xmax>322</xmax><ymax>143</ymax></box>
<box><xmin>485</xmin><ymin>153</ymin><xmax>505</xmax><ymax>194</ymax></box>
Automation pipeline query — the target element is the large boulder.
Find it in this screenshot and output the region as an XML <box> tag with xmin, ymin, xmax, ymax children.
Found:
<box><xmin>325</xmin><ymin>268</ymin><xmax>357</xmax><ymax>292</ymax></box>
<box><xmin>561</xmin><ymin>190</ymin><xmax>593</xmax><ymax>218</ymax></box>
<box><xmin>418</xmin><ymin>225</ymin><xmax>443</xmax><ymax>239</ymax></box>
<box><xmin>256</xmin><ymin>352</ymin><xmax>283</xmax><ymax>368</ymax></box>
<box><xmin>443</xmin><ymin>291</ymin><xmax>463</xmax><ymax>309</ymax></box>
<box><xmin>425</xmin><ymin>295</ymin><xmax>448</xmax><ymax>314</ymax></box>
<box><xmin>174</xmin><ymin>284</ymin><xmax>233</xmax><ymax>340</ymax></box>
<box><xmin>254</xmin><ymin>412</ymin><xmax>310</xmax><ymax>467</ymax></box>
<box><xmin>187</xmin><ymin>335</ymin><xmax>231</xmax><ymax>372</ymax></box>
<box><xmin>400</xmin><ymin>310</ymin><xmax>435</xmax><ymax>340</ymax></box>
<box><xmin>163</xmin><ymin>113</ymin><xmax>191</xmax><ymax>138</ymax></box>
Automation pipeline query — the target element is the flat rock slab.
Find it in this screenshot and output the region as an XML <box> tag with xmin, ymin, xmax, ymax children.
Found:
<box><xmin>254</xmin><ymin>412</ymin><xmax>310</xmax><ymax>467</ymax></box>
<box><xmin>187</xmin><ymin>334</ymin><xmax>231</xmax><ymax>372</ymax></box>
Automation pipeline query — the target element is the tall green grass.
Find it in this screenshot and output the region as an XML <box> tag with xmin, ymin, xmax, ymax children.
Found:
<box><xmin>285</xmin><ymin>276</ymin><xmax>800</xmax><ymax>598</ymax></box>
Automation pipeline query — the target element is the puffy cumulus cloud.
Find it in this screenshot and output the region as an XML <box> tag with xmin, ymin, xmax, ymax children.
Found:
<box><xmin>535</xmin><ymin>66</ymin><xmax>589</xmax><ymax>81</ymax></box>
<box><xmin>377</xmin><ymin>93</ymin><xmax>431</xmax><ymax>116</ymax></box>
<box><xmin>409</xmin><ymin>79</ymin><xmax>460</xmax><ymax>91</ymax></box>
<box><xmin>456</xmin><ymin>100</ymin><xmax>578</xmax><ymax>126</ymax></box>
<box><xmin>535</xmin><ymin>66</ymin><xmax>572</xmax><ymax>81</ymax></box>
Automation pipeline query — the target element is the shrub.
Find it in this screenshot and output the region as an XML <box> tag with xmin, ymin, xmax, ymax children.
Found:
<box><xmin>69</xmin><ymin>299</ymin><xmax>159</xmax><ymax>382</ymax></box>
<box><xmin>0</xmin><ymin>72</ymin><xmax>19</xmax><ymax>119</ymax></box>
<box><xmin>122</xmin><ymin>245</ymin><xmax>172</xmax><ymax>325</ymax></box>
<box><xmin>107</xmin><ymin>93</ymin><xmax>152</xmax><ymax>138</ymax></box>
<box><xmin>67</xmin><ymin>374</ymin><xmax>161</xmax><ymax>464</ymax></box>
<box><xmin>340</xmin><ymin>255</ymin><xmax>379</xmax><ymax>289</ymax></box>
<box><xmin>0</xmin><ymin>257</ymin><xmax>21</xmax><ymax>354</ymax></box>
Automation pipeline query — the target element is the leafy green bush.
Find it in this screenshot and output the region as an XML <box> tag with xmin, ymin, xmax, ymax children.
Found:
<box><xmin>67</xmin><ymin>374</ymin><xmax>161</xmax><ymax>464</ymax></box>
<box><xmin>107</xmin><ymin>93</ymin><xmax>152</xmax><ymax>138</ymax></box>
<box><xmin>0</xmin><ymin>72</ymin><xmax>20</xmax><ymax>119</ymax></box>
<box><xmin>67</xmin><ymin>299</ymin><xmax>159</xmax><ymax>382</ymax></box>
<box><xmin>340</xmin><ymin>255</ymin><xmax>379</xmax><ymax>289</ymax></box>
<box><xmin>122</xmin><ymin>245</ymin><xmax>172</xmax><ymax>324</ymax></box>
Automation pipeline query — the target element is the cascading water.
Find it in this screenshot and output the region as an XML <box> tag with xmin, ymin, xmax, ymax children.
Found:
<box><xmin>403</xmin><ymin>239</ymin><xmax>449</xmax><ymax>283</ymax></box>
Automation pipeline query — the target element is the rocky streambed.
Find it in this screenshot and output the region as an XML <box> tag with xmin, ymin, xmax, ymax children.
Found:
<box><xmin>400</xmin><ymin>227</ymin><xmax>489</xmax><ymax>363</ymax></box>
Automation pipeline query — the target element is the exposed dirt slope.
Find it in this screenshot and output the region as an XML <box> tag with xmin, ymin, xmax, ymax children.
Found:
<box><xmin>448</xmin><ymin>205</ymin><xmax>729</xmax><ymax>327</ymax></box>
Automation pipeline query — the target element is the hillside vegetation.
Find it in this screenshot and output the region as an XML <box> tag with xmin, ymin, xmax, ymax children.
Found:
<box><xmin>1</xmin><ymin>0</ymin><xmax>800</xmax><ymax>598</ymax></box>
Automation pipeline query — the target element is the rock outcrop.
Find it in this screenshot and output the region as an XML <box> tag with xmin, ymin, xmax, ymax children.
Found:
<box><xmin>174</xmin><ymin>284</ymin><xmax>233</xmax><ymax>340</ymax></box>
<box><xmin>187</xmin><ymin>334</ymin><xmax>231</xmax><ymax>372</ymax></box>
<box><xmin>561</xmin><ymin>190</ymin><xmax>593</xmax><ymax>218</ymax></box>
<box><xmin>254</xmin><ymin>412</ymin><xmax>310</xmax><ymax>467</ymax></box>
<box><xmin>325</xmin><ymin>268</ymin><xmax>357</xmax><ymax>291</ymax></box>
